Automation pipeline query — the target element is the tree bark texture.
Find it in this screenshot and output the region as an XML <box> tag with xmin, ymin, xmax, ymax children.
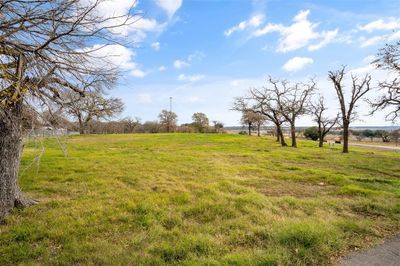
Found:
<box><xmin>0</xmin><ymin>102</ymin><xmax>36</xmax><ymax>221</ymax></box>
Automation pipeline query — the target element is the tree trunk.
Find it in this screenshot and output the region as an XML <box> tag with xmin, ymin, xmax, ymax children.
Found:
<box><xmin>276</xmin><ymin>124</ymin><xmax>287</xmax><ymax>146</ymax></box>
<box><xmin>318</xmin><ymin>123</ymin><xmax>323</xmax><ymax>147</ymax></box>
<box><xmin>290</xmin><ymin>123</ymin><xmax>297</xmax><ymax>148</ymax></box>
<box><xmin>318</xmin><ymin>136</ymin><xmax>324</xmax><ymax>147</ymax></box>
<box><xmin>342</xmin><ymin>121</ymin><xmax>349</xmax><ymax>153</ymax></box>
<box><xmin>275</xmin><ymin>126</ymin><xmax>280</xmax><ymax>142</ymax></box>
<box><xmin>248</xmin><ymin>123</ymin><xmax>252</xmax><ymax>136</ymax></box>
<box><xmin>257</xmin><ymin>123</ymin><xmax>260</xmax><ymax>137</ymax></box>
<box><xmin>0</xmin><ymin>102</ymin><xmax>37</xmax><ymax>221</ymax></box>
<box><xmin>78</xmin><ymin>118</ymin><xmax>85</xmax><ymax>134</ymax></box>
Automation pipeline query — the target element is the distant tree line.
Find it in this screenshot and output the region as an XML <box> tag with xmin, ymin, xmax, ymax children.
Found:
<box><xmin>26</xmin><ymin>108</ymin><xmax>225</xmax><ymax>135</ymax></box>
<box><xmin>303</xmin><ymin>127</ymin><xmax>399</xmax><ymax>145</ymax></box>
<box><xmin>350</xmin><ymin>129</ymin><xmax>399</xmax><ymax>143</ymax></box>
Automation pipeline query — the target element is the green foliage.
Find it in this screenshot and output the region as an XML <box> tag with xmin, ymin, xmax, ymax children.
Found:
<box><xmin>0</xmin><ymin>134</ymin><xmax>399</xmax><ymax>265</ymax></box>
<box><xmin>361</xmin><ymin>129</ymin><xmax>375</xmax><ymax>137</ymax></box>
<box><xmin>191</xmin><ymin>112</ymin><xmax>209</xmax><ymax>133</ymax></box>
<box><xmin>304</xmin><ymin>127</ymin><xmax>319</xmax><ymax>141</ymax></box>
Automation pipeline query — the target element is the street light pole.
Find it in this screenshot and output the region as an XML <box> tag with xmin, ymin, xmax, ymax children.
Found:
<box><xmin>168</xmin><ymin>97</ymin><xmax>173</xmax><ymax>133</ymax></box>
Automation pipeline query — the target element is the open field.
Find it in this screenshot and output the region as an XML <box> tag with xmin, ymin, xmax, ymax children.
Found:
<box><xmin>1</xmin><ymin>134</ymin><xmax>400</xmax><ymax>265</ymax></box>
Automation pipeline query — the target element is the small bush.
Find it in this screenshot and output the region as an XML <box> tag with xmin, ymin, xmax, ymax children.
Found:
<box><xmin>304</xmin><ymin>127</ymin><xmax>319</xmax><ymax>141</ymax></box>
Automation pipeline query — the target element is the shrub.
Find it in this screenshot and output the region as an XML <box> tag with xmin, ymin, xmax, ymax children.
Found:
<box><xmin>304</xmin><ymin>127</ymin><xmax>319</xmax><ymax>141</ymax></box>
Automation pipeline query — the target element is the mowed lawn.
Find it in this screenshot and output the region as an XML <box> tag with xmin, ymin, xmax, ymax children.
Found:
<box><xmin>1</xmin><ymin>134</ymin><xmax>400</xmax><ymax>265</ymax></box>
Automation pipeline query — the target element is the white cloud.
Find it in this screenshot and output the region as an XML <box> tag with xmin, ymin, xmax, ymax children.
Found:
<box><xmin>351</xmin><ymin>64</ymin><xmax>375</xmax><ymax>75</ymax></box>
<box><xmin>187</xmin><ymin>51</ymin><xmax>205</xmax><ymax>62</ymax></box>
<box><xmin>360</xmin><ymin>35</ymin><xmax>384</xmax><ymax>47</ymax></box>
<box><xmin>359</xmin><ymin>31</ymin><xmax>400</xmax><ymax>48</ymax></box>
<box><xmin>174</xmin><ymin>60</ymin><xmax>190</xmax><ymax>69</ymax></box>
<box><xmin>282</xmin><ymin>57</ymin><xmax>314</xmax><ymax>72</ymax></box>
<box><xmin>131</xmin><ymin>69</ymin><xmax>147</xmax><ymax>78</ymax></box>
<box><xmin>357</xmin><ymin>17</ymin><xmax>400</xmax><ymax>48</ymax></box>
<box><xmin>358</xmin><ymin>18</ymin><xmax>400</xmax><ymax>32</ymax></box>
<box><xmin>158</xmin><ymin>66</ymin><xmax>167</xmax><ymax>71</ymax></box>
<box><xmin>84</xmin><ymin>0</ymin><xmax>162</xmax><ymax>38</ymax></box>
<box><xmin>173</xmin><ymin>51</ymin><xmax>205</xmax><ymax>69</ymax></box>
<box><xmin>178</xmin><ymin>74</ymin><xmax>205</xmax><ymax>82</ymax></box>
<box><xmin>308</xmin><ymin>29</ymin><xmax>339</xmax><ymax>51</ymax></box>
<box><xmin>390</xmin><ymin>31</ymin><xmax>400</xmax><ymax>42</ymax></box>
<box><xmin>247</xmin><ymin>10</ymin><xmax>339</xmax><ymax>53</ymax></box>
<box><xmin>252</xmin><ymin>23</ymin><xmax>284</xmax><ymax>37</ymax></box>
<box><xmin>154</xmin><ymin>0</ymin><xmax>183</xmax><ymax>17</ymax></box>
<box><xmin>83</xmin><ymin>0</ymin><xmax>179</xmax><ymax>41</ymax></box>
<box><xmin>84</xmin><ymin>44</ymin><xmax>146</xmax><ymax>77</ymax></box>
<box><xmin>249</xmin><ymin>10</ymin><xmax>318</xmax><ymax>52</ymax></box>
<box><xmin>224</xmin><ymin>14</ymin><xmax>264</xmax><ymax>36</ymax></box>
<box><xmin>151</xmin><ymin>42</ymin><xmax>160</xmax><ymax>51</ymax></box>
<box><xmin>362</xmin><ymin>55</ymin><xmax>376</xmax><ymax>63</ymax></box>
<box><xmin>132</xmin><ymin>18</ymin><xmax>160</xmax><ymax>31</ymax></box>
<box><xmin>277</xmin><ymin>10</ymin><xmax>319</xmax><ymax>52</ymax></box>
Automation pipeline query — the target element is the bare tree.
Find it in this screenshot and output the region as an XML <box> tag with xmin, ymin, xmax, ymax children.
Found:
<box><xmin>240</xmin><ymin>110</ymin><xmax>256</xmax><ymax>136</ymax></box>
<box><xmin>63</xmin><ymin>91</ymin><xmax>124</xmax><ymax>134</ymax></box>
<box><xmin>233</xmin><ymin>93</ymin><xmax>288</xmax><ymax>146</ymax></box>
<box><xmin>158</xmin><ymin>110</ymin><xmax>177</xmax><ymax>133</ymax></box>
<box><xmin>268</xmin><ymin>77</ymin><xmax>315</xmax><ymax>147</ymax></box>
<box><xmin>121</xmin><ymin>117</ymin><xmax>141</xmax><ymax>133</ymax></box>
<box><xmin>192</xmin><ymin>112</ymin><xmax>209</xmax><ymax>133</ymax></box>
<box><xmin>253</xmin><ymin>113</ymin><xmax>266</xmax><ymax>137</ymax></box>
<box><xmin>240</xmin><ymin>111</ymin><xmax>265</xmax><ymax>136</ymax></box>
<box><xmin>369</xmin><ymin>42</ymin><xmax>400</xmax><ymax>123</ymax></box>
<box><xmin>328</xmin><ymin>67</ymin><xmax>372</xmax><ymax>153</ymax></box>
<box><xmin>212</xmin><ymin>120</ymin><xmax>224</xmax><ymax>133</ymax></box>
<box><xmin>142</xmin><ymin>121</ymin><xmax>161</xmax><ymax>133</ymax></box>
<box><xmin>0</xmin><ymin>0</ymin><xmax>136</xmax><ymax>220</ymax></box>
<box><xmin>311</xmin><ymin>95</ymin><xmax>339</xmax><ymax>147</ymax></box>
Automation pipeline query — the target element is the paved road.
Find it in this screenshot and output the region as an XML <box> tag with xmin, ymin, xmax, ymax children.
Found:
<box><xmin>350</xmin><ymin>143</ymin><xmax>400</xmax><ymax>151</ymax></box>
<box><xmin>340</xmin><ymin>235</ymin><xmax>400</xmax><ymax>266</ymax></box>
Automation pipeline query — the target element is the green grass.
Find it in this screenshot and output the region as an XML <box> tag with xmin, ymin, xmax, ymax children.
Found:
<box><xmin>1</xmin><ymin>133</ymin><xmax>399</xmax><ymax>265</ymax></box>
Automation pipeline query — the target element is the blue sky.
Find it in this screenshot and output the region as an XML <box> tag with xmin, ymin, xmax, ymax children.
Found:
<box><xmin>101</xmin><ymin>0</ymin><xmax>400</xmax><ymax>126</ymax></box>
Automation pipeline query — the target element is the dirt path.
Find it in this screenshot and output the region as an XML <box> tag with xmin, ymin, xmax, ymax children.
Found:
<box><xmin>340</xmin><ymin>235</ymin><xmax>400</xmax><ymax>266</ymax></box>
<box><xmin>350</xmin><ymin>142</ymin><xmax>400</xmax><ymax>151</ymax></box>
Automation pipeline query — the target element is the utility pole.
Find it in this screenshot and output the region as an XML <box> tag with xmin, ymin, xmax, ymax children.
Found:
<box><xmin>168</xmin><ymin>97</ymin><xmax>173</xmax><ymax>133</ymax></box>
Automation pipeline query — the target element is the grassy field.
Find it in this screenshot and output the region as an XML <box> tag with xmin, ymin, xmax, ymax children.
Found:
<box><xmin>1</xmin><ymin>134</ymin><xmax>400</xmax><ymax>265</ymax></box>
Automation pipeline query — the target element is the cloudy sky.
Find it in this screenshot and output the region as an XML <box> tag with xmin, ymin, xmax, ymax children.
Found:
<box><xmin>100</xmin><ymin>0</ymin><xmax>400</xmax><ymax>126</ymax></box>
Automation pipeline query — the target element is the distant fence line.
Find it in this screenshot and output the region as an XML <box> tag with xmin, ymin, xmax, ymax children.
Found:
<box><xmin>27</xmin><ymin>127</ymin><xmax>79</xmax><ymax>138</ymax></box>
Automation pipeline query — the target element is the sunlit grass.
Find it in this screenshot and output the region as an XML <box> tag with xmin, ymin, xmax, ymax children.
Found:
<box><xmin>1</xmin><ymin>133</ymin><xmax>399</xmax><ymax>265</ymax></box>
